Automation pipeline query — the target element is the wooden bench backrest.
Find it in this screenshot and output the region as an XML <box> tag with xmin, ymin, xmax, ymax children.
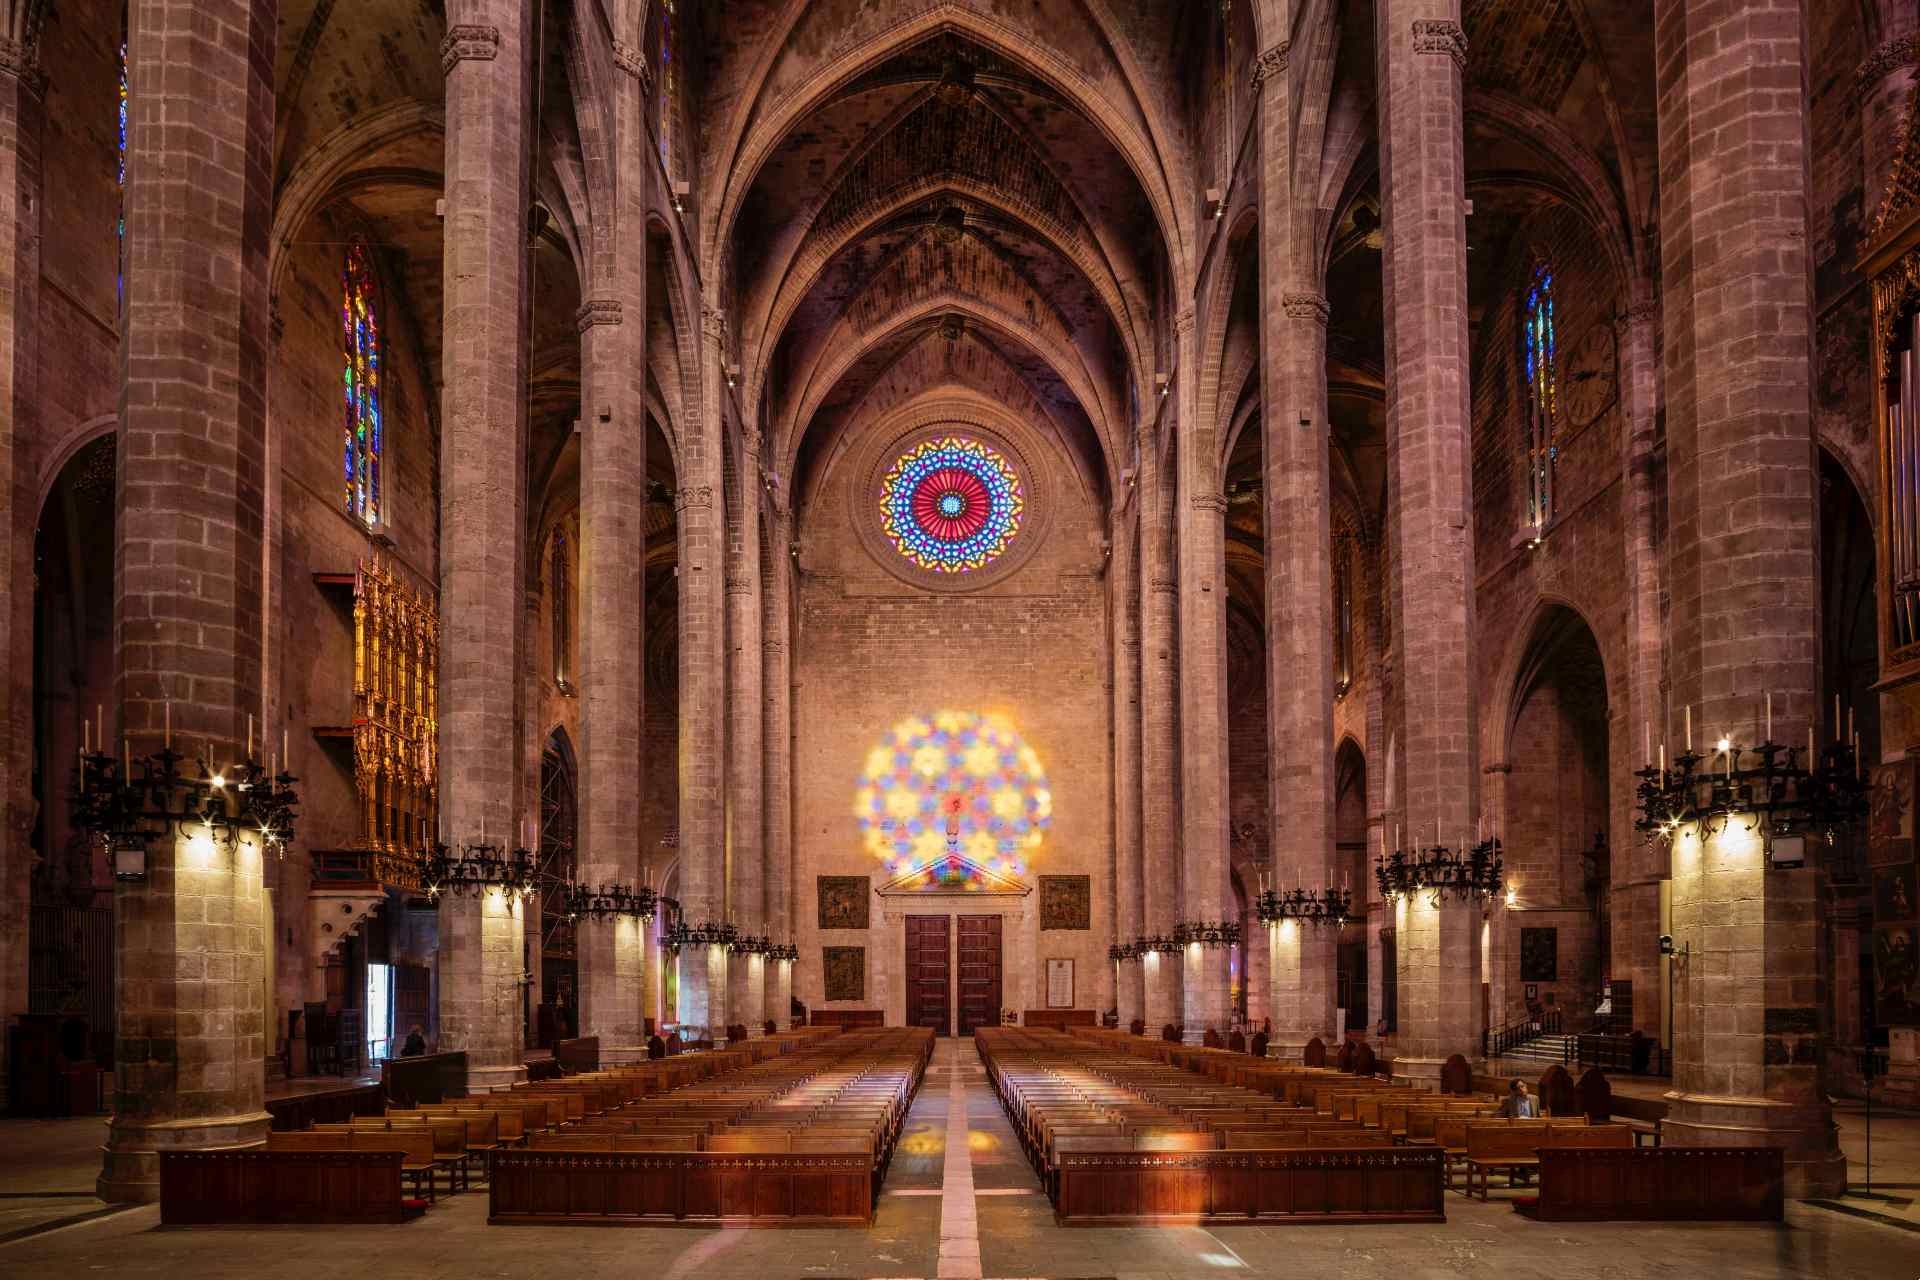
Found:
<box><xmin>1464</xmin><ymin>1122</ymin><xmax>1557</xmax><ymax>1160</ymax></box>
<box><xmin>392</xmin><ymin>1108</ymin><xmax>501</xmax><ymax>1145</ymax></box>
<box><xmin>1545</xmin><ymin>1123</ymin><xmax>1632</xmax><ymax>1149</ymax></box>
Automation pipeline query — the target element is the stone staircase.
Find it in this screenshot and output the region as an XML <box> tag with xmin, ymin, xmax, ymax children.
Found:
<box><xmin>1491</xmin><ymin>1033</ymin><xmax>1577</xmax><ymax>1067</ymax></box>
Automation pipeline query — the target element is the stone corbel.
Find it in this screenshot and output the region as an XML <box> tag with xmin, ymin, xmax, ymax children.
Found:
<box><xmin>612</xmin><ymin>39</ymin><xmax>654</xmax><ymax>95</ymax></box>
<box><xmin>1149</xmin><ymin>577</ymin><xmax>1178</xmax><ymax>594</ymax></box>
<box><xmin>1282</xmin><ymin>292</ymin><xmax>1330</xmax><ymax>325</ymax></box>
<box><xmin>700</xmin><ymin>305</ymin><xmax>729</xmax><ymax>345</ymax></box>
<box><xmin>576</xmin><ymin>298</ymin><xmax>623</xmax><ymax>332</ymax></box>
<box><xmin>1611</xmin><ymin>301</ymin><xmax>1657</xmax><ymax>334</ymax></box>
<box><xmin>1191</xmin><ymin>493</ymin><xmax>1230</xmax><ymax>513</ymax></box>
<box><xmin>1174</xmin><ymin>308</ymin><xmax>1197</xmax><ymax>338</ymax></box>
<box><xmin>1411</xmin><ymin>20</ymin><xmax>1468</xmax><ymax>71</ymax></box>
<box><xmin>1249</xmin><ymin>42</ymin><xmax>1290</xmax><ymax>93</ymax></box>
<box><xmin>440</xmin><ymin>24</ymin><xmax>501</xmax><ymax>74</ymax></box>
<box><xmin>675</xmin><ymin>485</ymin><xmax>714</xmax><ymax>511</ymax></box>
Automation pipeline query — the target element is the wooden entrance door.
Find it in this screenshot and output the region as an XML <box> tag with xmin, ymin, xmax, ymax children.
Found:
<box><xmin>905</xmin><ymin>915</ymin><xmax>951</xmax><ymax>1035</ymax></box>
<box><xmin>956</xmin><ymin>915</ymin><xmax>1003</xmax><ymax>1036</ymax></box>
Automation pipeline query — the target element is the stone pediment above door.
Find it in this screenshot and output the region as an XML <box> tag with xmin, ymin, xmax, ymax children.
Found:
<box><xmin>876</xmin><ymin>853</ymin><xmax>1031</xmax><ymax>896</ymax></box>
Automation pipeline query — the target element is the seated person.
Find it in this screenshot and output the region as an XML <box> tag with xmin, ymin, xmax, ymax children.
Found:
<box><xmin>399</xmin><ymin>1024</ymin><xmax>428</xmax><ymax>1057</ymax></box>
<box><xmin>1497</xmin><ymin>1078</ymin><xmax>1539</xmax><ymax>1118</ymax></box>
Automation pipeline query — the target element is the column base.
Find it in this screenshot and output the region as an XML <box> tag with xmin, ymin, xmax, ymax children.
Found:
<box><xmin>600</xmin><ymin>1045</ymin><xmax>654</xmax><ymax>1067</ymax></box>
<box><xmin>466</xmin><ymin>1062</ymin><xmax>529</xmax><ymax>1093</ymax></box>
<box><xmin>1391</xmin><ymin>1055</ymin><xmax>1480</xmax><ymax>1088</ymax></box>
<box><xmin>98</xmin><ymin>1110</ymin><xmax>272</xmax><ymax>1204</ymax></box>
<box><xmin>1264</xmin><ymin>1032</ymin><xmax>1335</xmax><ymax>1065</ymax></box>
<box><xmin>1662</xmin><ymin>1091</ymin><xmax>1846</xmax><ymax>1197</ymax></box>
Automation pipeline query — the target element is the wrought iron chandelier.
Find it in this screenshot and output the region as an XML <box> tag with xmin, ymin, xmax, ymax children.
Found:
<box><xmin>1375</xmin><ymin>835</ymin><xmax>1504</xmax><ymax>904</ymax></box>
<box><xmin>423</xmin><ymin>839</ymin><xmax>539</xmax><ymax>899</ymax></box>
<box><xmin>1635</xmin><ymin>736</ymin><xmax>1869</xmax><ymax>856</ymax></box>
<box><xmin>566</xmin><ymin>880</ymin><xmax>658</xmax><ymax>923</ymax></box>
<box><xmin>1255</xmin><ymin>885</ymin><xmax>1355</xmax><ymax>927</ymax></box>
<box><xmin>76</xmin><ymin>739</ymin><xmax>301</xmax><ymax>880</ymax></box>
<box><xmin>1174</xmin><ymin>920</ymin><xmax>1242</xmax><ymax>948</ymax></box>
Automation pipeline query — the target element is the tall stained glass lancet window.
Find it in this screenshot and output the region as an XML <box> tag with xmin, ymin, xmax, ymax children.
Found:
<box><xmin>1523</xmin><ymin>263</ymin><xmax>1558</xmax><ymax>532</ymax></box>
<box><xmin>659</xmin><ymin>0</ymin><xmax>676</xmax><ymax>172</ymax></box>
<box><xmin>342</xmin><ymin>244</ymin><xmax>384</xmax><ymax>527</ymax></box>
<box><xmin>118</xmin><ymin>38</ymin><xmax>127</xmax><ymax>300</ymax></box>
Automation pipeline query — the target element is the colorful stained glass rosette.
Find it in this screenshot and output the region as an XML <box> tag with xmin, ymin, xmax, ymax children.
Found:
<box><xmin>856</xmin><ymin>711</ymin><xmax>1051</xmax><ymax>881</ymax></box>
<box><xmin>879</xmin><ymin>436</ymin><xmax>1024</xmax><ymax>573</ymax></box>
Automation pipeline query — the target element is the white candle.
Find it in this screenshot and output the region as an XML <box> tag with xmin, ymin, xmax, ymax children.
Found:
<box><xmin>1644</xmin><ymin>722</ymin><xmax>1650</xmax><ymax>762</ymax></box>
<box><xmin>1765</xmin><ymin>693</ymin><xmax>1772</xmax><ymax>742</ymax></box>
<box><xmin>1685</xmin><ymin>705</ymin><xmax>1691</xmax><ymax>751</ymax></box>
<box><xmin>1659</xmin><ymin>743</ymin><xmax>1665</xmax><ymax>773</ymax></box>
<box><xmin>247</xmin><ymin>714</ymin><xmax>253</xmax><ymax>759</ymax></box>
<box><xmin>96</xmin><ymin>704</ymin><xmax>103</xmax><ymax>750</ymax></box>
<box><xmin>165</xmin><ymin>701</ymin><xmax>171</xmax><ymax>749</ymax></box>
<box><xmin>83</xmin><ymin>718</ymin><xmax>90</xmax><ymax>755</ymax></box>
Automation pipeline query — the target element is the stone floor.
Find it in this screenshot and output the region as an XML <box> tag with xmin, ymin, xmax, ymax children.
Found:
<box><xmin>1</xmin><ymin>1040</ymin><xmax>1917</xmax><ymax>1278</ymax></box>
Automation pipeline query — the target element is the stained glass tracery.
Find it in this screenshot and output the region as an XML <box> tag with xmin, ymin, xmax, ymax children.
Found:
<box><xmin>118</xmin><ymin>39</ymin><xmax>127</xmax><ymax>300</ymax></box>
<box><xmin>1523</xmin><ymin>263</ymin><xmax>1558</xmax><ymax>529</ymax></box>
<box><xmin>659</xmin><ymin>0</ymin><xmax>676</xmax><ymax>171</ymax></box>
<box><xmin>879</xmin><ymin>435</ymin><xmax>1024</xmax><ymax>573</ymax></box>
<box><xmin>855</xmin><ymin>710</ymin><xmax>1052</xmax><ymax>880</ymax></box>
<box><xmin>342</xmin><ymin>244</ymin><xmax>384</xmax><ymax>527</ymax></box>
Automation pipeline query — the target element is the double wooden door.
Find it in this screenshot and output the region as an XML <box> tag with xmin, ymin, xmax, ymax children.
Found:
<box><xmin>905</xmin><ymin>915</ymin><xmax>951</xmax><ymax>1035</ymax></box>
<box><xmin>903</xmin><ymin>914</ymin><xmax>1003</xmax><ymax>1036</ymax></box>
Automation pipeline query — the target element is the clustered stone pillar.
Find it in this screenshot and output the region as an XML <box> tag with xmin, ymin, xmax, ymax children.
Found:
<box><xmin>1376</xmin><ymin>1</ymin><xmax>1482</xmax><ymax>1079</ymax></box>
<box><xmin>1653</xmin><ymin>0</ymin><xmax>1843</xmax><ymax>1196</ymax></box>
<box><xmin>1174</xmin><ymin>309</ymin><xmax>1232</xmax><ymax>1043</ymax></box>
<box><xmin>1110</xmin><ymin>505</ymin><xmax>1144</xmax><ymax>1031</ymax></box>
<box><xmin>1614</xmin><ymin>292</ymin><xmax>1665</xmax><ymax>1045</ymax></box>
<box><xmin>99</xmin><ymin>0</ymin><xmax>278</xmax><ymax>1202</ymax></box>
<box><xmin>676</xmin><ymin>307</ymin><xmax>730</xmax><ymax>1042</ymax></box>
<box><xmin>1138</xmin><ymin>423</ymin><xmax>1182</xmax><ymax>1034</ymax></box>
<box><xmin>727</xmin><ymin>433</ymin><xmax>766</xmax><ymax>1036</ymax></box>
<box><xmin>436</xmin><ymin>4</ymin><xmax>531</xmax><ymax>1089</ymax></box>
<box><xmin>763</xmin><ymin>507</ymin><xmax>795</xmax><ymax>1031</ymax></box>
<box><xmin>1255</xmin><ymin>35</ymin><xmax>1338</xmax><ymax>1058</ymax></box>
<box><xmin>573</xmin><ymin>45</ymin><xmax>649</xmax><ymax>1058</ymax></box>
<box><xmin>0</xmin><ymin>6</ymin><xmax>43</xmax><ymax>1112</ymax></box>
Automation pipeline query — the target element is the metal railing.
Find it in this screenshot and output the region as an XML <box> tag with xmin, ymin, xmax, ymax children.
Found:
<box><xmin>1483</xmin><ymin>1009</ymin><xmax>1563</xmax><ymax>1059</ymax></box>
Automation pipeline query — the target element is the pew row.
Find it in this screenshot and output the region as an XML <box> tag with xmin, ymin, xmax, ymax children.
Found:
<box><xmin>1516</xmin><ymin>1146</ymin><xmax>1785</xmax><ymax>1221</ymax></box>
<box><xmin>158</xmin><ymin>1149</ymin><xmax>424</xmax><ymax>1225</ymax></box>
<box><xmin>488</xmin><ymin>1149</ymin><xmax>875</xmax><ymax>1227</ymax></box>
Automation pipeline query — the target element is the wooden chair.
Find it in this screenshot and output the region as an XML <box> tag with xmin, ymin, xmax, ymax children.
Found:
<box><xmin>1576</xmin><ymin>1066</ymin><xmax>1612</xmax><ymax>1122</ymax></box>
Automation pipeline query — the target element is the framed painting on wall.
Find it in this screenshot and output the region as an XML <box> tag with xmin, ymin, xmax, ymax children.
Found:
<box><xmin>1039</xmin><ymin>876</ymin><xmax>1091</xmax><ymax>929</ymax></box>
<box><xmin>824</xmin><ymin>946</ymin><xmax>865</xmax><ymax>1001</ymax></box>
<box><xmin>1520</xmin><ymin>928</ymin><xmax>1558</xmax><ymax>983</ymax></box>
<box><xmin>818</xmin><ymin>876</ymin><xmax>870</xmax><ymax>930</ymax></box>
<box><xmin>1046</xmin><ymin>958</ymin><xmax>1074</xmax><ymax>1008</ymax></box>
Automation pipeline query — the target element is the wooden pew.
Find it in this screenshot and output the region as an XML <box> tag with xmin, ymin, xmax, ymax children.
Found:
<box><xmin>159</xmin><ymin>1149</ymin><xmax>420</xmax><ymax>1225</ymax></box>
<box><xmin>1461</xmin><ymin>1122</ymin><xmax>1630</xmax><ymax>1198</ymax></box>
<box><xmin>268</xmin><ymin>1127</ymin><xmax>439</xmax><ymax>1201</ymax></box>
<box><xmin>1519</xmin><ymin>1146</ymin><xmax>1784</xmax><ymax>1221</ymax></box>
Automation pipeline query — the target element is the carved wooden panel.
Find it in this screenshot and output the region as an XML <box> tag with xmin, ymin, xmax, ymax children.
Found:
<box><xmin>905</xmin><ymin>915</ymin><xmax>950</xmax><ymax>1035</ymax></box>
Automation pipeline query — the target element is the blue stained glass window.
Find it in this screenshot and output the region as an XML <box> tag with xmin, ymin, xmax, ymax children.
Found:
<box><xmin>342</xmin><ymin>244</ymin><xmax>383</xmax><ymax>527</ymax></box>
<box><xmin>1523</xmin><ymin>264</ymin><xmax>1557</xmax><ymax>529</ymax></box>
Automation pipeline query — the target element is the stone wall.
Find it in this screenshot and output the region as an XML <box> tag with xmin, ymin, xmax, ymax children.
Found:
<box><xmin>791</xmin><ymin>400</ymin><xmax>1111</xmax><ymax>1027</ymax></box>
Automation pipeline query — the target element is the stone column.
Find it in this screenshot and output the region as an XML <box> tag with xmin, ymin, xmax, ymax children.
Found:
<box><xmin>1138</xmin><ymin>422</ymin><xmax>1182</xmax><ymax>1034</ymax></box>
<box><xmin>1257</xmin><ymin>62</ymin><xmax>1340</xmax><ymax>1054</ymax></box>
<box><xmin>0</xmin><ymin>8</ymin><xmax>42</xmax><ymax>1113</ymax></box>
<box><xmin>1614</xmin><ymin>295</ymin><xmax>1666</xmax><ymax>1045</ymax></box>
<box><xmin>727</xmin><ymin>432</ymin><xmax>765</xmax><ymax>1036</ymax></box>
<box><xmin>574</xmin><ymin>44</ymin><xmax>648</xmax><ymax>1056</ymax></box>
<box><xmin>676</xmin><ymin>306</ymin><xmax>730</xmax><ymax>1041</ymax></box>
<box><xmin>436</xmin><ymin>4</ymin><xmax>532</xmax><ymax>1089</ymax></box>
<box><xmin>763</xmin><ymin>507</ymin><xmax>795</xmax><ymax>1030</ymax></box>
<box><xmin>1111</xmin><ymin>505</ymin><xmax>1144</xmax><ymax>1030</ymax></box>
<box><xmin>1653</xmin><ymin>0</ymin><xmax>1843</xmax><ymax>1195</ymax></box>
<box><xmin>1375</xmin><ymin>2</ymin><xmax>1482</xmax><ymax>1078</ymax></box>
<box><xmin>100</xmin><ymin>0</ymin><xmax>277</xmax><ymax>1202</ymax></box>
<box><xmin>1174</xmin><ymin>308</ymin><xmax>1232</xmax><ymax>1043</ymax></box>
